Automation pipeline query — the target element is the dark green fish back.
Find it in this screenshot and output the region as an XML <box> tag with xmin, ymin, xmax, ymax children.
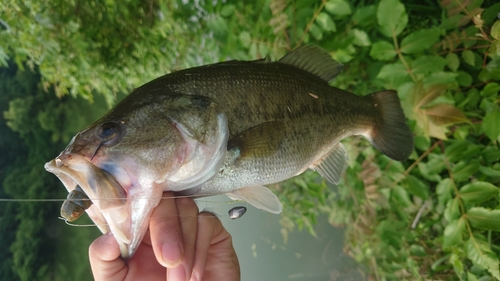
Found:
<box><xmin>127</xmin><ymin>46</ymin><xmax>412</xmax><ymax>163</ymax></box>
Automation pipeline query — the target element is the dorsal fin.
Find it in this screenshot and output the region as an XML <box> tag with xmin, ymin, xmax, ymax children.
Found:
<box><xmin>278</xmin><ymin>45</ymin><xmax>343</xmax><ymax>82</ymax></box>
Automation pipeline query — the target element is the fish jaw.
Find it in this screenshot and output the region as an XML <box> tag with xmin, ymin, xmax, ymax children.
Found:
<box><xmin>45</xmin><ymin>153</ymin><xmax>164</xmax><ymax>258</ymax></box>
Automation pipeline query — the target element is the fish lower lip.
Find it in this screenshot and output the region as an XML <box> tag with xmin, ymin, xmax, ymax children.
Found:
<box><xmin>45</xmin><ymin>156</ymin><xmax>161</xmax><ymax>258</ymax></box>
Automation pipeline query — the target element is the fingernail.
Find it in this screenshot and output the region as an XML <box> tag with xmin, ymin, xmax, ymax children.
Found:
<box><xmin>168</xmin><ymin>264</ymin><xmax>187</xmax><ymax>281</ymax></box>
<box><xmin>162</xmin><ymin>241</ymin><xmax>183</xmax><ymax>267</ymax></box>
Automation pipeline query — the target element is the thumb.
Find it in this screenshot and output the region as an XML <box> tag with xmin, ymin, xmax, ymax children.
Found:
<box><xmin>89</xmin><ymin>232</ymin><xmax>128</xmax><ymax>281</ymax></box>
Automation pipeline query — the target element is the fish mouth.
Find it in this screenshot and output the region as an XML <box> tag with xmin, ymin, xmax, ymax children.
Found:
<box><xmin>45</xmin><ymin>154</ymin><xmax>160</xmax><ymax>258</ymax></box>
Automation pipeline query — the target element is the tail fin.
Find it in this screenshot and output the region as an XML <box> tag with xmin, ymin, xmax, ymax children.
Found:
<box><xmin>365</xmin><ymin>90</ymin><xmax>413</xmax><ymax>161</ymax></box>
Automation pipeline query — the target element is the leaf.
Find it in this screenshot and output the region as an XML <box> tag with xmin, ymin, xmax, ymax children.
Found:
<box><xmin>481</xmin><ymin>83</ymin><xmax>500</xmax><ymax>97</ymax></box>
<box><xmin>325</xmin><ymin>0</ymin><xmax>352</xmax><ymax>16</ymax></box>
<box><xmin>207</xmin><ymin>16</ymin><xmax>228</xmax><ymax>36</ymax></box>
<box><xmin>452</xmin><ymin>160</ymin><xmax>481</xmax><ymax>182</ymax></box>
<box><xmin>467</xmin><ymin>207</ymin><xmax>500</xmax><ymax>232</ymax></box>
<box><xmin>315</xmin><ymin>12</ymin><xmax>336</xmax><ymax>32</ymax></box>
<box><xmin>376</xmin><ymin>220</ymin><xmax>405</xmax><ymax>247</ymax></box>
<box><xmin>370</xmin><ymin>41</ymin><xmax>396</xmax><ymax>60</ymax></box>
<box><xmin>405</xmin><ymin>175</ymin><xmax>430</xmax><ymax>199</ymax></box>
<box><xmin>467</xmin><ymin>272</ymin><xmax>479</xmax><ymax>281</ymax></box>
<box><xmin>417</xmin><ymin>84</ymin><xmax>448</xmax><ymax>107</ymax></box>
<box><xmin>400</xmin><ymin>29</ymin><xmax>441</xmax><ymax>54</ymax></box>
<box><xmin>411</xmin><ymin>55</ymin><xmax>448</xmax><ymax>75</ymax></box>
<box><xmin>450</xmin><ymin>253</ymin><xmax>466</xmax><ymax>281</ymax></box>
<box><xmin>460</xmin><ymin>181</ymin><xmax>499</xmax><ymax>204</ymax></box>
<box><xmin>437</xmin><ymin>178</ymin><xmax>454</xmax><ymax>206</ymax></box>
<box><xmin>482</xmin><ymin>146</ymin><xmax>500</xmax><ymax>165</ymax></box>
<box><xmin>462</xmin><ymin>50</ymin><xmax>475</xmax><ymax>66</ymax></box>
<box><xmin>491</xmin><ymin>20</ymin><xmax>500</xmax><ymax>40</ymax></box>
<box><xmin>423</xmin><ymin>71</ymin><xmax>458</xmax><ymax>85</ymax></box>
<box><xmin>428</xmin><ymin>121</ymin><xmax>448</xmax><ymax>140</ymax></box>
<box><xmin>410</xmin><ymin>245</ymin><xmax>427</xmax><ymax>257</ymax></box>
<box><xmin>443</xmin><ymin>217</ymin><xmax>465</xmax><ymax>248</ymax></box>
<box><xmin>445</xmin><ymin>141</ymin><xmax>470</xmax><ymax>162</ymax></box>
<box><xmin>483</xmin><ymin>109</ymin><xmax>500</xmax><ymax>141</ymax></box>
<box><xmin>444</xmin><ymin>197</ymin><xmax>461</xmax><ymax>221</ymax></box>
<box><xmin>0</xmin><ymin>47</ymin><xmax>9</xmax><ymax>66</ymax></box>
<box><xmin>220</xmin><ymin>4</ymin><xmax>235</xmax><ymax>17</ymax></box>
<box><xmin>377</xmin><ymin>0</ymin><xmax>408</xmax><ymax>37</ymax></box>
<box><xmin>422</xmin><ymin>104</ymin><xmax>469</xmax><ymax>126</ymax></box>
<box><xmin>456</xmin><ymin>71</ymin><xmax>473</xmax><ymax>87</ymax></box>
<box><xmin>351</xmin><ymin>29</ymin><xmax>370</xmax><ymax>46</ymax></box>
<box><xmin>418</xmin><ymin>157</ymin><xmax>446</xmax><ymax>182</ymax></box>
<box><xmin>239</xmin><ymin>32</ymin><xmax>251</xmax><ymax>48</ymax></box>
<box><xmin>479</xmin><ymin>166</ymin><xmax>500</xmax><ymax>178</ymax></box>
<box><xmin>483</xmin><ymin>3</ymin><xmax>500</xmax><ymax>24</ymax></box>
<box><xmin>309</xmin><ymin>23</ymin><xmax>323</xmax><ymax>40</ymax></box>
<box><xmin>489</xmin><ymin>40</ymin><xmax>500</xmax><ymax>57</ymax></box>
<box><xmin>352</xmin><ymin>5</ymin><xmax>376</xmax><ymax>26</ymax></box>
<box><xmin>445</xmin><ymin>53</ymin><xmax>460</xmax><ymax>71</ymax></box>
<box><xmin>466</xmin><ymin>238</ymin><xmax>500</xmax><ymax>280</ymax></box>
<box><xmin>377</xmin><ymin>61</ymin><xmax>407</xmax><ymax>80</ymax></box>
<box><xmin>391</xmin><ymin>185</ymin><xmax>412</xmax><ymax>208</ymax></box>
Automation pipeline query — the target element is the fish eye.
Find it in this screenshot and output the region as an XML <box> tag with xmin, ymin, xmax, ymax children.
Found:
<box><xmin>97</xmin><ymin>122</ymin><xmax>122</xmax><ymax>145</ymax></box>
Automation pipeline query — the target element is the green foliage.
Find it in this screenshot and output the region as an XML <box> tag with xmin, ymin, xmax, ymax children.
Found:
<box><xmin>0</xmin><ymin>0</ymin><xmax>219</xmax><ymax>106</ymax></box>
<box><xmin>0</xmin><ymin>64</ymin><xmax>107</xmax><ymax>280</ymax></box>
<box><xmin>1</xmin><ymin>0</ymin><xmax>500</xmax><ymax>280</ymax></box>
<box><xmin>203</xmin><ymin>0</ymin><xmax>500</xmax><ymax>279</ymax></box>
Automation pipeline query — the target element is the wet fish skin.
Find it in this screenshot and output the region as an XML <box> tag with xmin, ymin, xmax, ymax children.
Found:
<box><xmin>45</xmin><ymin>45</ymin><xmax>413</xmax><ymax>258</ymax></box>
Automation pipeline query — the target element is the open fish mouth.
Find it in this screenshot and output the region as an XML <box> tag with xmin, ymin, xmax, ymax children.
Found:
<box><xmin>45</xmin><ymin>154</ymin><xmax>158</xmax><ymax>258</ymax></box>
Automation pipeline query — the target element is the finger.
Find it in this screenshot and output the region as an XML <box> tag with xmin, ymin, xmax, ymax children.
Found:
<box><xmin>150</xmin><ymin>192</ymin><xmax>184</xmax><ymax>268</ymax></box>
<box><xmin>89</xmin><ymin>232</ymin><xmax>128</xmax><ymax>281</ymax></box>
<box><xmin>192</xmin><ymin>212</ymin><xmax>240</xmax><ymax>281</ymax></box>
<box><xmin>167</xmin><ymin>198</ymin><xmax>199</xmax><ymax>281</ymax></box>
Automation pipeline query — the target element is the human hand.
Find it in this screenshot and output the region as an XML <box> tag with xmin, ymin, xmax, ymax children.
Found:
<box><xmin>89</xmin><ymin>192</ymin><xmax>240</xmax><ymax>281</ymax></box>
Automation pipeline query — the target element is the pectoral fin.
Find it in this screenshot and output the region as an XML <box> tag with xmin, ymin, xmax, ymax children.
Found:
<box><xmin>228</xmin><ymin>121</ymin><xmax>286</xmax><ymax>159</ymax></box>
<box><xmin>227</xmin><ymin>186</ymin><xmax>282</xmax><ymax>214</ymax></box>
<box><xmin>310</xmin><ymin>143</ymin><xmax>348</xmax><ymax>184</ymax></box>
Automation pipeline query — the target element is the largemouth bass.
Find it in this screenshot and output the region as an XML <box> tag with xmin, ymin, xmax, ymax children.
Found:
<box><xmin>45</xmin><ymin>45</ymin><xmax>413</xmax><ymax>258</ymax></box>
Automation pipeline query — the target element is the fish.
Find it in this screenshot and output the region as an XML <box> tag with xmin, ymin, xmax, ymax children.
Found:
<box><xmin>44</xmin><ymin>45</ymin><xmax>413</xmax><ymax>258</ymax></box>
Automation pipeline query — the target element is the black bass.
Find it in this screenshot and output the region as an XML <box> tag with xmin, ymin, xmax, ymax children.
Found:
<box><xmin>45</xmin><ymin>45</ymin><xmax>413</xmax><ymax>258</ymax></box>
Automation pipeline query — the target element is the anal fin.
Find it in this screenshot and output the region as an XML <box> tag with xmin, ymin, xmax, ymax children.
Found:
<box><xmin>310</xmin><ymin>143</ymin><xmax>348</xmax><ymax>184</ymax></box>
<box><xmin>226</xmin><ymin>186</ymin><xmax>282</xmax><ymax>214</ymax></box>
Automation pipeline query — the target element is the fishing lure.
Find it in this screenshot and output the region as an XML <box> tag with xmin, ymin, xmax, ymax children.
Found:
<box><xmin>60</xmin><ymin>185</ymin><xmax>93</xmax><ymax>222</ymax></box>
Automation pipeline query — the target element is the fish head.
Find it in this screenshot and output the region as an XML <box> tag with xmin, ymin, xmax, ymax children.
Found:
<box><xmin>46</xmin><ymin>90</ymin><xmax>228</xmax><ymax>258</ymax></box>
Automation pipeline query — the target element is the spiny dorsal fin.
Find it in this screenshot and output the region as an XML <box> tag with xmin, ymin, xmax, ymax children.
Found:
<box><xmin>310</xmin><ymin>143</ymin><xmax>348</xmax><ymax>184</ymax></box>
<box><xmin>227</xmin><ymin>186</ymin><xmax>282</xmax><ymax>214</ymax></box>
<box><xmin>278</xmin><ymin>45</ymin><xmax>343</xmax><ymax>82</ymax></box>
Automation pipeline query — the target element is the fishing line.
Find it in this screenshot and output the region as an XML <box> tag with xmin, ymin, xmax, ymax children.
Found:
<box><xmin>3</xmin><ymin>195</ymin><xmax>245</xmax><ymax>228</ymax></box>
<box><xmin>57</xmin><ymin>210</ymin><xmax>227</xmax><ymax>228</ymax></box>
<box><xmin>0</xmin><ymin>194</ymin><xmax>232</xmax><ymax>203</ymax></box>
